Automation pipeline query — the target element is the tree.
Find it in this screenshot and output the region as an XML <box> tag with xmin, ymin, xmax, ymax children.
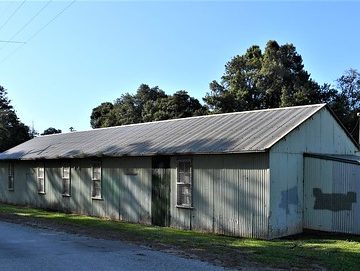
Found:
<box><xmin>0</xmin><ymin>85</ymin><xmax>32</xmax><ymax>152</ymax></box>
<box><xmin>90</xmin><ymin>102</ymin><xmax>114</xmax><ymax>128</ymax></box>
<box><xmin>204</xmin><ymin>40</ymin><xmax>325</xmax><ymax>112</ymax></box>
<box><xmin>90</xmin><ymin>84</ymin><xmax>208</xmax><ymax>128</ymax></box>
<box><xmin>41</xmin><ymin>127</ymin><xmax>62</xmax><ymax>135</ymax></box>
<box><xmin>142</xmin><ymin>90</ymin><xmax>207</xmax><ymax>121</ymax></box>
<box><xmin>330</xmin><ymin>69</ymin><xmax>360</xmax><ymax>140</ymax></box>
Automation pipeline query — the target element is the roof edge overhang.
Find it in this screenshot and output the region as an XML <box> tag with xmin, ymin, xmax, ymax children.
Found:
<box><xmin>304</xmin><ymin>153</ymin><xmax>360</xmax><ymax>165</ymax></box>
<box><xmin>265</xmin><ymin>104</ymin><xmax>360</xmax><ymax>152</ymax></box>
<box><xmin>0</xmin><ymin>149</ymin><xmax>269</xmax><ymax>161</ymax></box>
<box><xmin>324</xmin><ymin>104</ymin><xmax>360</xmax><ymax>151</ymax></box>
<box><xmin>263</xmin><ymin>103</ymin><xmax>326</xmax><ymax>150</ymax></box>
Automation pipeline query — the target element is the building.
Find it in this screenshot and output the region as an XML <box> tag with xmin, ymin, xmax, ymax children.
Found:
<box><xmin>0</xmin><ymin>104</ymin><xmax>359</xmax><ymax>239</ymax></box>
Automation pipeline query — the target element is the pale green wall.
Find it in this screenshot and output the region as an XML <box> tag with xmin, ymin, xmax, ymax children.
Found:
<box><xmin>169</xmin><ymin>153</ymin><xmax>270</xmax><ymax>238</ymax></box>
<box><xmin>0</xmin><ymin>153</ymin><xmax>271</xmax><ymax>239</ymax></box>
<box><xmin>0</xmin><ymin>157</ymin><xmax>152</xmax><ymax>224</ymax></box>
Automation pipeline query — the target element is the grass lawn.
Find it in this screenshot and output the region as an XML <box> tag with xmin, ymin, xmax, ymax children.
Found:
<box><xmin>0</xmin><ymin>203</ymin><xmax>359</xmax><ymax>270</ymax></box>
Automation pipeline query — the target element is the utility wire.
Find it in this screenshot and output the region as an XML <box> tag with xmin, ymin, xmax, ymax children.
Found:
<box><xmin>25</xmin><ymin>0</ymin><xmax>75</xmax><ymax>43</ymax></box>
<box><xmin>0</xmin><ymin>0</ymin><xmax>52</xmax><ymax>51</ymax></box>
<box><xmin>0</xmin><ymin>0</ymin><xmax>76</xmax><ymax>64</ymax></box>
<box><xmin>0</xmin><ymin>40</ymin><xmax>25</xmax><ymax>44</ymax></box>
<box><xmin>0</xmin><ymin>0</ymin><xmax>27</xmax><ymax>33</ymax></box>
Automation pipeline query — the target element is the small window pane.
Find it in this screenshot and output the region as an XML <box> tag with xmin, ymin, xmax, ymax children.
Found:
<box><xmin>62</xmin><ymin>166</ymin><xmax>71</xmax><ymax>196</ymax></box>
<box><xmin>177</xmin><ymin>184</ymin><xmax>191</xmax><ymax>206</ymax></box>
<box><xmin>91</xmin><ymin>162</ymin><xmax>102</xmax><ymax>198</ymax></box>
<box><xmin>63</xmin><ymin>167</ymin><xmax>70</xmax><ymax>179</ymax></box>
<box><xmin>183</xmin><ymin>162</ymin><xmax>191</xmax><ymax>173</ymax></box>
<box><xmin>92</xmin><ymin>164</ymin><xmax>101</xmax><ymax>180</ymax></box>
<box><xmin>8</xmin><ymin>163</ymin><xmax>14</xmax><ymax>190</ymax></box>
<box><xmin>178</xmin><ymin>172</ymin><xmax>184</xmax><ymax>182</ymax></box>
<box><xmin>92</xmin><ymin>180</ymin><xmax>101</xmax><ymax>198</ymax></box>
<box><xmin>183</xmin><ymin>172</ymin><xmax>191</xmax><ymax>184</ymax></box>
<box><xmin>177</xmin><ymin>160</ymin><xmax>192</xmax><ymax>207</ymax></box>
<box><xmin>8</xmin><ymin>176</ymin><xmax>14</xmax><ymax>190</ymax></box>
<box><xmin>37</xmin><ymin>178</ymin><xmax>45</xmax><ymax>193</ymax></box>
<box><xmin>37</xmin><ymin>167</ymin><xmax>44</xmax><ymax>178</ymax></box>
<box><xmin>37</xmin><ymin>166</ymin><xmax>45</xmax><ymax>193</ymax></box>
<box><xmin>62</xmin><ymin>178</ymin><xmax>70</xmax><ymax>195</ymax></box>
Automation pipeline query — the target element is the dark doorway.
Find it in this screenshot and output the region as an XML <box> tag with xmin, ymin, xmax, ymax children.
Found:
<box><xmin>151</xmin><ymin>156</ymin><xmax>171</xmax><ymax>226</ymax></box>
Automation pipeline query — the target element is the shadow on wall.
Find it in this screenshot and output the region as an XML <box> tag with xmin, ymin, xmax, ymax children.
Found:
<box><xmin>313</xmin><ymin>188</ymin><xmax>357</xmax><ymax>211</ymax></box>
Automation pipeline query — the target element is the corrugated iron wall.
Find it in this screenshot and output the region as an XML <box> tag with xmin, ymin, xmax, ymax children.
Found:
<box><xmin>269</xmin><ymin>108</ymin><xmax>358</xmax><ymax>238</ymax></box>
<box><xmin>170</xmin><ymin>153</ymin><xmax>270</xmax><ymax>239</ymax></box>
<box><xmin>0</xmin><ymin>157</ymin><xmax>152</xmax><ymax>224</ymax></box>
<box><xmin>304</xmin><ymin>156</ymin><xmax>360</xmax><ymax>234</ymax></box>
<box><xmin>0</xmin><ymin>153</ymin><xmax>270</xmax><ymax>239</ymax></box>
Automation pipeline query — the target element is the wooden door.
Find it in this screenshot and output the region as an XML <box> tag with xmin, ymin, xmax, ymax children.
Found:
<box><xmin>151</xmin><ymin>156</ymin><xmax>171</xmax><ymax>226</ymax></box>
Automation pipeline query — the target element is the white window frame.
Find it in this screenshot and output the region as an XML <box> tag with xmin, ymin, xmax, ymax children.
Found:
<box><xmin>176</xmin><ymin>159</ymin><xmax>193</xmax><ymax>208</ymax></box>
<box><xmin>62</xmin><ymin>166</ymin><xmax>71</xmax><ymax>197</ymax></box>
<box><xmin>8</xmin><ymin>162</ymin><xmax>14</xmax><ymax>191</ymax></box>
<box><xmin>37</xmin><ymin>165</ymin><xmax>45</xmax><ymax>194</ymax></box>
<box><xmin>91</xmin><ymin>162</ymin><xmax>102</xmax><ymax>199</ymax></box>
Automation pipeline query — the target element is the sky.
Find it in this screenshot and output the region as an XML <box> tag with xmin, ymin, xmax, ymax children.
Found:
<box><xmin>0</xmin><ymin>0</ymin><xmax>359</xmax><ymax>134</ymax></box>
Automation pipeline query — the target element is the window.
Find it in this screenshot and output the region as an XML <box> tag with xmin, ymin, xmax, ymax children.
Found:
<box><xmin>8</xmin><ymin>162</ymin><xmax>14</xmax><ymax>191</ymax></box>
<box><xmin>37</xmin><ymin>166</ymin><xmax>45</xmax><ymax>194</ymax></box>
<box><xmin>176</xmin><ymin>159</ymin><xmax>192</xmax><ymax>207</ymax></box>
<box><xmin>91</xmin><ymin>162</ymin><xmax>102</xmax><ymax>199</ymax></box>
<box><xmin>62</xmin><ymin>166</ymin><xmax>71</xmax><ymax>196</ymax></box>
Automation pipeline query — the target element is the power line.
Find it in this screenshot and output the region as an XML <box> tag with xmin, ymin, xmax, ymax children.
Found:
<box><xmin>0</xmin><ymin>1</ymin><xmax>52</xmax><ymax>51</ymax></box>
<box><xmin>0</xmin><ymin>40</ymin><xmax>25</xmax><ymax>44</ymax></box>
<box><xmin>26</xmin><ymin>0</ymin><xmax>75</xmax><ymax>43</ymax></box>
<box><xmin>0</xmin><ymin>0</ymin><xmax>27</xmax><ymax>33</ymax></box>
<box><xmin>0</xmin><ymin>0</ymin><xmax>76</xmax><ymax>64</ymax></box>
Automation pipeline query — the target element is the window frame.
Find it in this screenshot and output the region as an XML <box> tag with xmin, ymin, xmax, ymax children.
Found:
<box><xmin>62</xmin><ymin>165</ymin><xmax>71</xmax><ymax>197</ymax></box>
<box><xmin>176</xmin><ymin>159</ymin><xmax>193</xmax><ymax>208</ymax></box>
<box><xmin>37</xmin><ymin>164</ymin><xmax>45</xmax><ymax>194</ymax></box>
<box><xmin>91</xmin><ymin>161</ymin><xmax>102</xmax><ymax>199</ymax></box>
<box><xmin>8</xmin><ymin>162</ymin><xmax>14</xmax><ymax>191</ymax></box>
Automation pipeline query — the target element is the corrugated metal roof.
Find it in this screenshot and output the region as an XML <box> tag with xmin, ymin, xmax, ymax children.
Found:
<box><xmin>0</xmin><ymin>104</ymin><xmax>327</xmax><ymax>160</ymax></box>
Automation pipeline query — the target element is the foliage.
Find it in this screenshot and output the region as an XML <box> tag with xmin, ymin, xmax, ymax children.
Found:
<box><xmin>90</xmin><ymin>84</ymin><xmax>208</xmax><ymax>128</ymax></box>
<box><xmin>88</xmin><ymin>40</ymin><xmax>360</xmax><ymax>141</ymax></box>
<box><xmin>204</xmin><ymin>40</ymin><xmax>327</xmax><ymax>112</ymax></box>
<box><xmin>203</xmin><ymin>40</ymin><xmax>360</xmax><ymax>140</ymax></box>
<box><xmin>0</xmin><ymin>86</ymin><xmax>32</xmax><ymax>152</ymax></box>
<box><xmin>331</xmin><ymin>69</ymin><xmax>360</xmax><ymax>139</ymax></box>
<box><xmin>41</xmin><ymin>127</ymin><xmax>62</xmax><ymax>135</ymax></box>
<box><xmin>0</xmin><ymin>203</ymin><xmax>359</xmax><ymax>271</ymax></box>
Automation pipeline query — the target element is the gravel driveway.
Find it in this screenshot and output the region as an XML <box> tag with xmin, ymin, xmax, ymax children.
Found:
<box><xmin>0</xmin><ymin>221</ymin><xmax>233</xmax><ymax>271</ymax></box>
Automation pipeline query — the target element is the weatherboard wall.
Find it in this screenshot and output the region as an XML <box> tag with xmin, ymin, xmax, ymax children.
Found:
<box><xmin>269</xmin><ymin>107</ymin><xmax>358</xmax><ymax>238</ymax></box>
<box><xmin>304</xmin><ymin>157</ymin><xmax>360</xmax><ymax>234</ymax></box>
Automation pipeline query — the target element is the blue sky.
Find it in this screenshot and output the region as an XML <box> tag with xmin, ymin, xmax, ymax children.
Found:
<box><xmin>0</xmin><ymin>1</ymin><xmax>359</xmax><ymax>133</ymax></box>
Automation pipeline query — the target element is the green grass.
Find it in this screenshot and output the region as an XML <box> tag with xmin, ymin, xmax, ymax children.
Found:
<box><xmin>0</xmin><ymin>203</ymin><xmax>359</xmax><ymax>270</ymax></box>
